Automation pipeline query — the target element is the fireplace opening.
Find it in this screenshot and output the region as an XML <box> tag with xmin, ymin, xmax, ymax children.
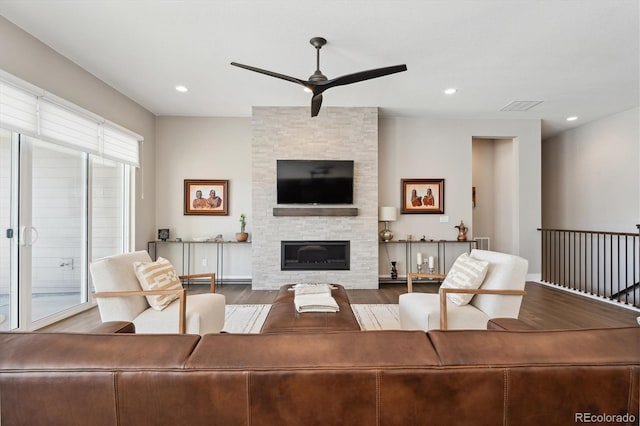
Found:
<box><xmin>281</xmin><ymin>240</ymin><xmax>350</xmax><ymax>271</ymax></box>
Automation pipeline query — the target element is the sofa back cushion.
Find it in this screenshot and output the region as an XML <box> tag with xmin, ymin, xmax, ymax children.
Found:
<box><xmin>90</xmin><ymin>250</ymin><xmax>152</xmax><ymax>321</ymax></box>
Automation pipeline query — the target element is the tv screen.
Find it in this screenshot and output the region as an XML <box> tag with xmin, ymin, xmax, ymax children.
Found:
<box><xmin>277</xmin><ymin>160</ymin><xmax>354</xmax><ymax>204</ymax></box>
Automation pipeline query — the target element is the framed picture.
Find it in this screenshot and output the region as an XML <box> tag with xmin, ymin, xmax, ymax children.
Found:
<box><xmin>184</xmin><ymin>179</ymin><xmax>228</xmax><ymax>215</ymax></box>
<box><xmin>401</xmin><ymin>178</ymin><xmax>445</xmax><ymax>214</ymax></box>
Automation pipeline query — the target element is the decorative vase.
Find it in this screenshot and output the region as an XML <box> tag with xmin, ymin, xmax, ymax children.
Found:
<box><xmin>390</xmin><ymin>261</ymin><xmax>398</xmax><ymax>279</ymax></box>
<box><xmin>235</xmin><ymin>232</ymin><xmax>249</xmax><ymax>242</ymax></box>
<box><xmin>455</xmin><ymin>220</ymin><xmax>468</xmax><ymax>241</ymax></box>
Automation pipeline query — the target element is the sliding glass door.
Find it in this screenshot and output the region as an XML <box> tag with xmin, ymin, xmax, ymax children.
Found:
<box><xmin>0</xmin><ymin>128</ymin><xmax>14</xmax><ymax>331</ymax></box>
<box><xmin>27</xmin><ymin>137</ymin><xmax>87</xmax><ymax>323</ymax></box>
<box><xmin>0</xmin><ymin>131</ymin><xmax>132</xmax><ymax>330</ymax></box>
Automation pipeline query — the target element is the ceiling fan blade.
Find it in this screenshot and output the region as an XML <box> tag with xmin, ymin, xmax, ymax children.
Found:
<box><xmin>230</xmin><ymin>62</ymin><xmax>306</xmax><ymax>87</ymax></box>
<box><xmin>311</xmin><ymin>94</ymin><xmax>323</xmax><ymax>117</ymax></box>
<box><xmin>323</xmin><ymin>64</ymin><xmax>407</xmax><ymax>90</ymax></box>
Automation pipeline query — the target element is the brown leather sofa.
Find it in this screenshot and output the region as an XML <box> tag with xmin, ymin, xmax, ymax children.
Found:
<box><xmin>1</xmin><ymin>326</ymin><xmax>638</xmax><ymax>425</ymax></box>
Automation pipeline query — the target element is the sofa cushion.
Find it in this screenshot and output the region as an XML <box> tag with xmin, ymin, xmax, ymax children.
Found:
<box><xmin>440</xmin><ymin>252</ymin><xmax>489</xmax><ymax>305</ymax></box>
<box><xmin>133</xmin><ymin>257</ymin><xmax>183</xmax><ymax>310</ymax></box>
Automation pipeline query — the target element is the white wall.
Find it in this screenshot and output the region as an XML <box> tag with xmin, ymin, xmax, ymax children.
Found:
<box><xmin>154</xmin><ymin>116</ymin><xmax>252</xmax><ymax>277</ymax></box>
<box><xmin>0</xmin><ymin>16</ymin><xmax>156</xmax><ymax>250</ymax></box>
<box><xmin>379</xmin><ymin>117</ymin><xmax>542</xmax><ymax>275</ymax></box>
<box><xmin>542</xmin><ymin>107</ymin><xmax>640</xmax><ymax>232</ymax></box>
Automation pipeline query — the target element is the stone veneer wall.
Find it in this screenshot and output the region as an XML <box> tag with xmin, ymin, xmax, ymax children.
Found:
<box><xmin>252</xmin><ymin>107</ymin><xmax>378</xmax><ymax>289</ymax></box>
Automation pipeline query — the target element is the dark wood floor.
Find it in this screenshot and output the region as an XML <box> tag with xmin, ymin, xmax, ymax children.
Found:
<box><xmin>42</xmin><ymin>281</ymin><xmax>639</xmax><ymax>332</ymax></box>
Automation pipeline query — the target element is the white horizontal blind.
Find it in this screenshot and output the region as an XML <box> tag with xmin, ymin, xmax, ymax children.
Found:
<box><xmin>0</xmin><ymin>70</ymin><xmax>142</xmax><ymax>166</ymax></box>
<box><xmin>0</xmin><ymin>81</ymin><xmax>38</xmax><ymax>135</ymax></box>
<box><xmin>103</xmin><ymin>124</ymin><xmax>140</xmax><ymax>167</ymax></box>
<box><xmin>39</xmin><ymin>98</ymin><xmax>101</xmax><ymax>154</ymax></box>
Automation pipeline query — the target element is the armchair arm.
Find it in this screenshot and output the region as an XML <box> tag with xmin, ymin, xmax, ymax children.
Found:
<box><xmin>94</xmin><ymin>288</ymin><xmax>187</xmax><ymax>334</ymax></box>
<box><xmin>438</xmin><ymin>287</ymin><xmax>527</xmax><ymax>330</ymax></box>
<box><xmin>178</xmin><ymin>273</ymin><xmax>216</xmax><ymax>293</ymax></box>
<box><xmin>406</xmin><ymin>272</ymin><xmax>447</xmax><ymax>293</ymax></box>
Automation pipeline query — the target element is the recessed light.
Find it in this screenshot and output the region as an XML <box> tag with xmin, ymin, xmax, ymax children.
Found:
<box><xmin>566</xmin><ymin>116</ymin><xmax>578</xmax><ymax>121</ymax></box>
<box><xmin>444</xmin><ymin>88</ymin><xmax>457</xmax><ymax>95</ymax></box>
<box><xmin>175</xmin><ymin>85</ymin><xmax>188</xmax><ymax>93</ymax></box>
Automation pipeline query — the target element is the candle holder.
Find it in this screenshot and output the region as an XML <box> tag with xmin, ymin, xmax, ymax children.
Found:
<box><xmin>417</xmin><ymin>263</ymin><xmax>423</xmax><ymax>274</ymax></box>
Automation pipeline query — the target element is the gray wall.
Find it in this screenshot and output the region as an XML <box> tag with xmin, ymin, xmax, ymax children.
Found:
<box><xmin>542</xmin><ymin>107</ymin><xmax>639</xmax><ymax>232</ymax></box>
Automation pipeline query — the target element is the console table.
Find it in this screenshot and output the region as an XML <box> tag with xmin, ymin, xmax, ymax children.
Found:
<box><xmin>379</xmin><ymin>240</ymin><xmax>477</xmax><ymax>284</ymax></box>
<box><xmin>147</xmin><ymin>240</ymin><xmax>251</xmax><ymax>285</ymax></box>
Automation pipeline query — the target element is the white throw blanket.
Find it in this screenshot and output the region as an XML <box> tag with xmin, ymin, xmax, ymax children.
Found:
<box><xmin>292</xmin><ymin>284</ymin><xmax>340</xmax><ymax>313</ymax></box>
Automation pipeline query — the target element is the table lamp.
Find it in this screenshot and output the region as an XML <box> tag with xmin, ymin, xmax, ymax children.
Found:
<box><xmin>379</xmin><ymin>206</ymin><xmax>397</xmax><ymax>242</ymax></box>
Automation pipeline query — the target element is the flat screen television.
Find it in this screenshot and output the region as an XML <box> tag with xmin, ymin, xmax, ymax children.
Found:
<box><xmin>277</xmin><ymin>159</ymin><xmax>354</xmax><ymax>204</ymax></box>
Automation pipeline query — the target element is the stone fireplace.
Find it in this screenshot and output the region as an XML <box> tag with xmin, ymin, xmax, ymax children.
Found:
<box><xmin>251</xmin><ymin>107</ymin><xmax>379</xmax><ymax>289</ymax></box>
<box><xmin>281</xmin><ymin>240</ymin><xmax>350</xmax><ymax>271</ymax></box>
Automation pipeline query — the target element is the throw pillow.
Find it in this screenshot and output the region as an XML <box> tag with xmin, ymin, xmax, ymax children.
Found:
<box><xmin>133</xmin><ymin>257</ymin><xmax>183</xmax><ymax>311</ymax></box>
<box><xmin>440</xmin><ymin>252</ymin><xmax>489</xmax><ymax>306</ymax></box>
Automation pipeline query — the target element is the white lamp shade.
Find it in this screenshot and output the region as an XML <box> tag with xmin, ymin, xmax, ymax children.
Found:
<box><xmin>379</xmin><ymin>206</ymin><xmax>397</xmax><ymax>222</ymax></box>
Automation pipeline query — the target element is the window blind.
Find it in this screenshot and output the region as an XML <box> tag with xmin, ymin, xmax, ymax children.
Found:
<box><xmin>103</xmin><ymin>124</ymin><xmax>140</xmax><ymax>167</ymax></box>
<box><xmin>0</xmin><ymin>81</ymin><xmax>38</xmax><ymax>135</ymax></box>
<box><xmin>0</xmin><ymin>70</ymin><xmax>142</xmax><ymax>166</ymax></box>
<box><xmin>39</xmin><ymin>98</ymin><xmax>101</xmax><ymax>154</ymax></box>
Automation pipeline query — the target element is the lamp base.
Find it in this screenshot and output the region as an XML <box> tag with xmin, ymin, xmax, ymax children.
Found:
<box><xmin>379</xmin><ymin>228</ymin><xmax>393</xmax><ymax>242</ymax></box>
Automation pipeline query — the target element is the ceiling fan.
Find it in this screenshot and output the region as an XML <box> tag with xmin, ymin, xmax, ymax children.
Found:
<box><xmin>231</xmin><ymin>37</ymin><xmax>407</xmax><ymax>117</ymax></box>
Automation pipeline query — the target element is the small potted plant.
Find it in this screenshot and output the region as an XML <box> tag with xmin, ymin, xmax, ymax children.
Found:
<box><xmin>236</xmin><ymin>213</ymin><xmax>249</xmax><ymax>242</ymax></box>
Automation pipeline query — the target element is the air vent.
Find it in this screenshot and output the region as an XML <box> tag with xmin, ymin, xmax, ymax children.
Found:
<box><xmin>500</xmin><ymin>100</ymin><xmax>543</xmax><ymax>111</ymax></box>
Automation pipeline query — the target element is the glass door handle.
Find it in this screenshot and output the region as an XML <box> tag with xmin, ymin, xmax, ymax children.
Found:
<box><xmin>19</xmin><ymin>226</ymin><xmax>38</xmax><ymax>246</ymax></box>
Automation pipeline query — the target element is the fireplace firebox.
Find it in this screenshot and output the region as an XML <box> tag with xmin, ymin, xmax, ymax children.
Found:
<box><xmin>281</xmin><ymin>240</ymin><xmax>350</xmax><ymax>271</ymax></box>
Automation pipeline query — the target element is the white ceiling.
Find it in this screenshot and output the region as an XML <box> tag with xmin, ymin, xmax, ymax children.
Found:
<box><xmin>1</xmin><ymin>0</ymin><xmax>638</xmax><ymax>138</ymax></box>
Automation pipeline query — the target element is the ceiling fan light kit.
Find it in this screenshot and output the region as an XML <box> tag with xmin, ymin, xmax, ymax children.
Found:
<box><xmin>231</xmin><ymin>37</ymin><xmax>407</xmax><ymax>117</ymax></box>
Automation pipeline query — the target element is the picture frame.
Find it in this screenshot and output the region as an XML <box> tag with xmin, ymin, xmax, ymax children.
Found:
<box><xmin>184</xmin><ymin>179</ymin><xmax>228</xmax><ymax>215</ymax></box>
<box><xmin>401</xmin><ymin>178</ymin><xmax>445</xmax><ymax>214</ymax></box>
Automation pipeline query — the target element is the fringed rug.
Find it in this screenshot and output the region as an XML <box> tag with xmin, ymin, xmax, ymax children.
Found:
<box><xmin>222</xmin><ymin>304</ymin><xmax>271</xmax><ymax>334</ymax></box>
<box><xmin>222</xmin><ymin>303</ymin><xmax>401</xmax><ymax>333</ymax></box>
<box><xmin>351</xmin><ymin>304</ymin><xmax>401</xmax><ymax>330</ymax></box>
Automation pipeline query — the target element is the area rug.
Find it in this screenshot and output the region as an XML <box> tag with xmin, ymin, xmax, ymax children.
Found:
<box><xmin>351</xmin><ymin>304</ymin><xmax>401</xmax><ymax>330</ymax></box>
<box><xmin>221</xmin><ymin>303</ymin><xmax>401</xmax><ymax>333</ymax></box>
<box><xmin>222</xmin><ymin>304</ymin><xmax>271</xmax><ymax>334</ymax></box>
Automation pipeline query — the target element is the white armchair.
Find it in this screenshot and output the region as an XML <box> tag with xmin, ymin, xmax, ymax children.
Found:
<box><xmin>90</xmin><ymin>251</ymin><xmax>226</xmax><ymax>334</ymax></box>
<box><xmin>399</xmin><ymin>249</ymin><xmax>528</xmax><ymax>331</ymax></box>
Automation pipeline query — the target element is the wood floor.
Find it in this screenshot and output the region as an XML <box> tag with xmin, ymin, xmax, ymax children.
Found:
<box><xmin>42</xmin><ymin>281</ymin><xmax>640</xmax><ymax>333</ymax></box>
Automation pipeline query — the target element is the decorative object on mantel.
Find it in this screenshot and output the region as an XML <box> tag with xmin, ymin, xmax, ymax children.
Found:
<box><xmin>378</xmin><ymin>206</ymin><xmax>397</xmax><ymax>242</ymax></box>
<box><xmin>455</xmin><ymin>220</ymin><xmax>468</xmax><ymax>241</ymax></box>
<box><xmin>236</xmin><ymin>214</ymin><xmax>249</xmax><ymax>242</ymax></box>
<box><xmin>401</xmin><ymin>179</ymin><xmax>445</xmax><ymax>214</ymax></box>
<box><xmin>231</xmin><ymin>37</ymin><xmax>407</xmax><ymax>117</ymax></box>
<box><xmin>390</xmin><ymin>261</ymin><xmax>398</xmax><ymax>280</ymax></box>
<box><xmin>184</xmin><ymin>179</ymin><xmax>228</xmax><ymax>216</ymax></box>
<box><xmin>157</xmin><ymin>228</ymin><xmax>170</xmax><ymax>241</ymax></box>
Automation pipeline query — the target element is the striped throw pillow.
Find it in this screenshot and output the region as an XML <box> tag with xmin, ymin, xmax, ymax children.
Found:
<box><xmin>133</xmin><ymin>257</ymin><xmax>183</xmax><ymax>311</ymax></box>
<box><xmin>440</xmin><ymin>253</ymin><xmax>489</xmax><ymax>306</ymax></box>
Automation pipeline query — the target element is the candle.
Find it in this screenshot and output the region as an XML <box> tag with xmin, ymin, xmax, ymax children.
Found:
<box><xmin>428</xmin><ymin>256</ymin><xmax>435</xmax><ymax>269</ymax></box>
<box><xmin>417</xmin><ymin>252</ymin><xmax>423</xmax><ymax>265</ymax></box>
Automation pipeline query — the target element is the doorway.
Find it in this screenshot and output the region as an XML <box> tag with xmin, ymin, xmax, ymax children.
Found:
<box><xmin>471</xmin><ymin>138</ymin><xmax>516</xmax><ymax>253</ymax></box>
